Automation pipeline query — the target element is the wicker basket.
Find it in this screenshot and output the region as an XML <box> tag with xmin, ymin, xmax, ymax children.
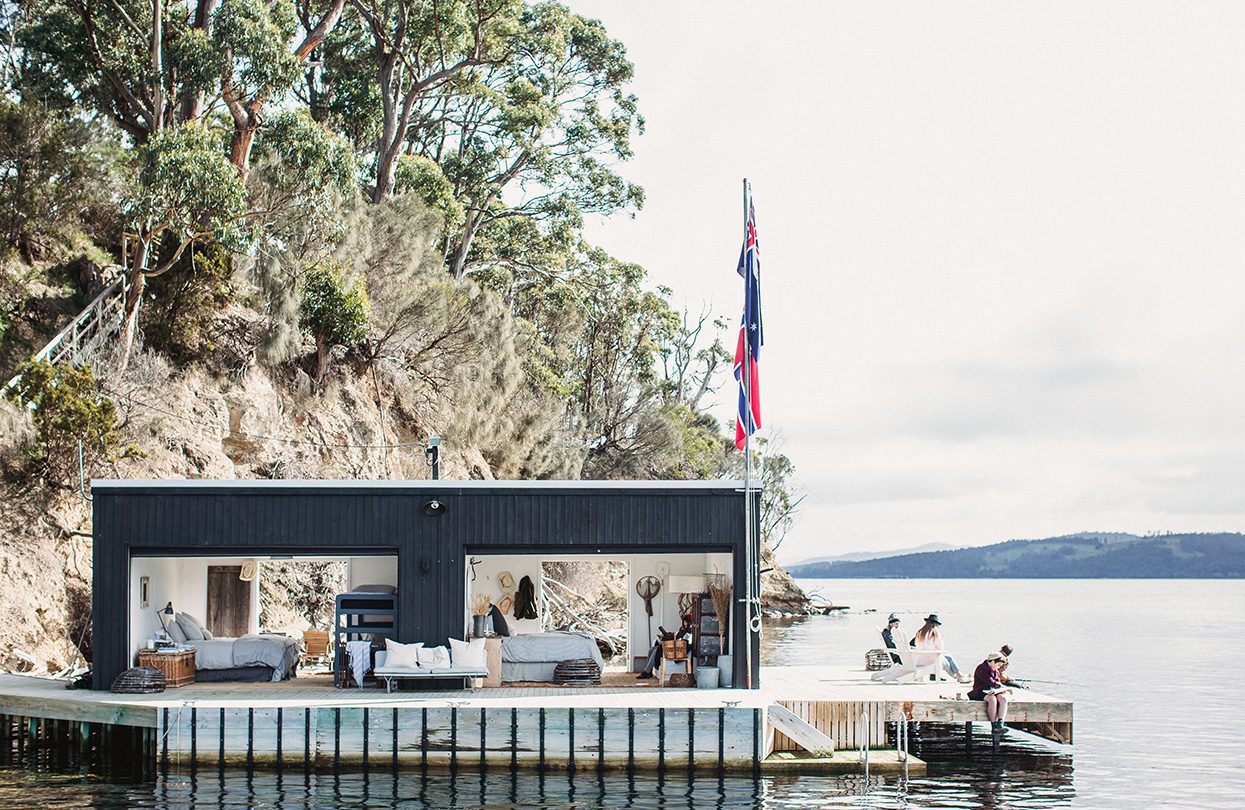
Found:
<box><xmin>865</xmin><ymin>648</ymin><xmax>895</xmax><ymax>671</ymax></box>
<box><xmin>111</xmin><ymin>666</ymin><xmax>167</xmax><ymax>694</ymax></box>
<box><xmin>553</xmin><ymin>658</ymin><xmax>602</xmax><ymax>686</ymax></box>
<box><xmin>662</xmin><ymin>639</ymin><xmax>689</xmax><ymax>660</ymax></box>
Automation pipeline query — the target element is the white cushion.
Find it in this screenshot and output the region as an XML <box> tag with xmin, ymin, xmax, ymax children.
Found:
<box><xmin>449</xmin><ymin>637</ymin><xmax>487</xmax><ymax>670</ymax></box>
<box><xmin>384</xmin><ymin>639</ymin><xmax>423</xmax><ymax>669</ymax></box>
<box><xmin>417</xmin><ymin>645</ymin><xmax>450</xmax><ymax>669</ymax></box>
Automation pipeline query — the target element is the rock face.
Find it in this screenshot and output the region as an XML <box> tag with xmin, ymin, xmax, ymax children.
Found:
<box><xmin>760</xmin><ymin>543</ymin><xmax>810</xmax><ymax>614</ymax></box>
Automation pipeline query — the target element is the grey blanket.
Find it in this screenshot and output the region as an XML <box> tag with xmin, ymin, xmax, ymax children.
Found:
<box><xmin>192</xmin><ymin>634</ymin><xmax>300</xmax><ymax>682</ymax></box>
<box><xmin>501</xmin><ymin>632</ymin><xmax>604</xmax><ymax>667</ymax></box>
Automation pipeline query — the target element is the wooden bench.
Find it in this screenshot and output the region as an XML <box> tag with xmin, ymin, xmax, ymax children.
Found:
<box><xmin>372</xmin><ymin>651</ymin><xmax>490</xmax><ymax>693</ymax></box>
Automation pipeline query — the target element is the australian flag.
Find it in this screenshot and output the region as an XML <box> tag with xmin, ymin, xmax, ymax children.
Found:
<box><xmin>733</xmin><ymin>193</ymin><xmax>763</xmax><ymax>450</ymax></box>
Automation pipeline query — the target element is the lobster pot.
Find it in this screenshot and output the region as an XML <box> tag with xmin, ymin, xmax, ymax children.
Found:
<box><xmin>865</xmin><ymin>649</ymin><xmax>894</xmax><ymax>671</ymax></box>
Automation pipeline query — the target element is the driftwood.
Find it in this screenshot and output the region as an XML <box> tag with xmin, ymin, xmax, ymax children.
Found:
<box><xmin>541</xmin><ymin>575</ymin><xmax>628</xmax><ymax>658</ymax></box>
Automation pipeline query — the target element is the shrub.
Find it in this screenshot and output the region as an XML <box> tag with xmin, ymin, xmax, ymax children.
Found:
<box><xmin>300</xmin><ymin>263</ymin><xmax>368</xmax><ymax>385</ymax></box>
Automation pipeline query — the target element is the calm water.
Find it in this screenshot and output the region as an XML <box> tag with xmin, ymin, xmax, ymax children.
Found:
<box><xmin>2</xmin><ymin>579</ymin><xmax>1242</xmax><ymax>808</ymax></box>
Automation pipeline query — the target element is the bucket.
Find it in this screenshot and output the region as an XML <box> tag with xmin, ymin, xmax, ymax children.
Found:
<box><xmin>717</xmin><ymin>655</ymin><xmax>733</xmax><ymax>688</ymax></box>
<box><xmin>472</xmin><ymin>614</ymin><xmax>488</xmax><ymax>638</ymax></box>
<box><xmin>696</xmin><ymin>666</ymin><xmax>720</xmax><ymax>689</ymax></box>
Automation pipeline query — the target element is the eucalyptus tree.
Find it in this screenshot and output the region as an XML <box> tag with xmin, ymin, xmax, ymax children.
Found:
<box><xmin>433</xmin><ymin>1</ymin><xmax>644</xmax><ymax>278</ymax></box>
<box><xmin>346</xmin><ymin>0</ymin><xmax>521</xmax><ymax>203</ymax></box>
<box><xmin>21</xmin><ymin>0</ymin><xmax>348</xmax><ymax>176</ymax></box>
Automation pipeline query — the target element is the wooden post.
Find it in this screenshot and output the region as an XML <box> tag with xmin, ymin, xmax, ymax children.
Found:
<box><xmin>965</xmin><ymin>720</ymin><xmax>973</xmax><ymax>754</ymax></box>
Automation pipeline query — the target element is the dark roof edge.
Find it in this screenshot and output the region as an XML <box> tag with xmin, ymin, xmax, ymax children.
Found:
<box><xmin>90</xmin><ymin>478</ymin><xmax>749</xmax><ymax>494</ymax></box>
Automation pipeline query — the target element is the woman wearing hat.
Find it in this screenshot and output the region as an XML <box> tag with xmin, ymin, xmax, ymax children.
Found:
<box><xmin>968</xmin><ymin>652</ymin><xmax>1012</xmax><ymax>733</ymax></box>
<box><xmin>911</xmin><ymin>613</ymin><xmax>968</xmax><ymax>682</ymax></box>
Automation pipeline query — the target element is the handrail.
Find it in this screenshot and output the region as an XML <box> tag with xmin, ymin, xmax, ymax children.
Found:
<box><xmin>3</xmin><ymin>270</ymin><xmax>129</xmax><ymax>394</ymax></box>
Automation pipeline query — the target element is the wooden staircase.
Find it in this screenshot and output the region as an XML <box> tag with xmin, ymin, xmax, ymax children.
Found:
<box><xmin>3</xmin><ymin>271</ymin><xmax>129</xmax><ymax>393</ymax></box>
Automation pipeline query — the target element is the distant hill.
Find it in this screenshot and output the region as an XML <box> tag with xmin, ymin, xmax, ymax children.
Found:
<box><xmin>789</xmin><ymin>543</ymin><xmax>959</xmax><ymax>567</ymax></box>
<box><xmin>786</xmin><ymin>532</ymin><xmax>1245</xmax><ymax>579</ymax></box>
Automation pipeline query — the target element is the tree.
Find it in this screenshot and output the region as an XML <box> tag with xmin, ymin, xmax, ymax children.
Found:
<box><xmin>21</xmin><ymin>0</ymin><xmax>349</xmax><ymax>176</ymax></box>
<box><xmin>300</xmin><ymin>261</ymin><xmax>367</xmax><ymax>385</ymax></box>
<box><xmin>118</xmin><ymin>122</ymin><xmax>252</xmax><ymax>369</ymax></box>
<box><xmin>435</xmin><ymin>1</ymin><xmax>644</xmax><ymax>278</ymax></box>
<box><xmin>0</xmin><ymin>98</ymin><xmax>121</xmax><ymax>261</ymax></box>
<box><xmin>346</xmin><ymin>0</ymin><xmax>521</xmax><ymax>202</ymax></box>
<box><xmin>4</xmin><ymin>358</ymin><xmax>132</xmax><ymax>483</ymax></box>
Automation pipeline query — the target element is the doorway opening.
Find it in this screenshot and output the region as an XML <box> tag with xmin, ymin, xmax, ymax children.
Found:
<box><xmin>540</xmin><ymin>559</ymin><xmax>629</xmax><ymax>668</ymax></box>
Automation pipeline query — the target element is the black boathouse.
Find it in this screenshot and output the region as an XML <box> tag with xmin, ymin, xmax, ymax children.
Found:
<box><xmin>90</xmin><ymin>479</ymin><xmax>759</xmax><ymax>690</ymax></box>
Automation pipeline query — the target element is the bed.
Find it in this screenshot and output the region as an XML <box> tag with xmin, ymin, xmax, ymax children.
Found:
<box><xmin>500</xmin><ymin>631</ymin><xmax>604</xmax><ymax>683</ymax></box>
<box><xmin>191</xmin><ymin>634</ymin><xmax>301</xmax><ymax>682</ymax></box>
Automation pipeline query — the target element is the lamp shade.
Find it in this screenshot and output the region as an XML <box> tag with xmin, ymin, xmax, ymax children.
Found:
<box><xmin>667</xmin><ymin>575</ymin><xmax>704</xmax><ymax>594</ymax></box>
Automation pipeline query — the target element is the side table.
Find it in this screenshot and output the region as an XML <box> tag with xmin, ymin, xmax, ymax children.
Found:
<box><xmin>138</xmin><ymin>648</ymin><xmax>196</xmax><ymax>688</ymax></box>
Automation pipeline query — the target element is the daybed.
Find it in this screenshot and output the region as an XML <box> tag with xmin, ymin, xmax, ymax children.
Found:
<box><xmin>500</xmin><ymin>631</ymin><xmax>604</xmax><ymax>683</ymax></box>
<box><xmin>163</xmin><ymin>610</ymin><xmax>301</xmax><ymax>683</ymax></box>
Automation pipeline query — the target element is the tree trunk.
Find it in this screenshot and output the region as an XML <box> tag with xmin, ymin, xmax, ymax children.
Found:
<box><xmin>229</xmin><ymin>121</ymin><xmax>257</xmax><ymax>182</ymax></box>
<box><xmin>117</xmin><ymin>268</ymin><xmax>147</xmax><ymax>375</ymax></box>
<box><xmin>314</xmin><ymin>335</ymin><xmax>329</xmax><ymax>386</ymax></box>
<box><xmin>448</xmin><ymin>209</ymin><xmax>481</xmax><ymax>278</ymax></box>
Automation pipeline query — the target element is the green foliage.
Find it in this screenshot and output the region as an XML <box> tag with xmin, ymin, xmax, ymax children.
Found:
<box><xmin>0</xmin><ymin>99</ymin><xmax>122</xmax><ymax>261</ymax></box>
<box><xmin>133</xmin><ymin>124</ymin><xmax>252</xmax><ymax>253</ymax></box>
<box><xmin>394</xmin><ymin>155</ymin><xmax>465</xmax><ymax>233</ymax></box>
<box><xmin>213</xmin><ymin>0</ymin><xmax>302</xmax><ymax>100</ymax></box>
<box><xmin>4</xmin><ymin>358</ymin><xmax>136</xmax><ymax>483</ymax></box>
<box><xmin>140</xmin><ymin>240</ymin><xmax>234</xmax><ymax>361</ymax></box>
<box><xmin>300</xmin><ymin>261</ymin><xmax>368</xmax><ymax>382</ymax></box>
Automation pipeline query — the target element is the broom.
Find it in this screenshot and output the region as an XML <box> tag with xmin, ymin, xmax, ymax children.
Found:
<box><xmin>708</xmin><ymin>578</ymin><xmax>732</xmax><ymax>654</ymax></box>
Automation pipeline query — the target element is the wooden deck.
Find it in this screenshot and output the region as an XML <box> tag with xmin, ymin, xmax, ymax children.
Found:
<box><xmin>0</xmin><ymin>664</ymin><xmax>1071</xmax><ymax>772</ymax></box>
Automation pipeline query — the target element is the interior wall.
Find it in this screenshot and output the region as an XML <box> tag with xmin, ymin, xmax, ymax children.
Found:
<box><xmin>468</xmin><ymin>551</ymin><xmax>734</xmax><ymax>671</ymax></box>
<box><xmin>348</xmin><ymin>556</ymin><xmax>398</xmax><ymax>590</ymax></box>
<box><xmin>127</xmin><ymin>556</ymin><xmax>261</xmax><ymax>663</ymax></box>
<box><xmin>470</xmin><ymin>555</ymin><xmax>542</xmax><ymax>634</ymax></box>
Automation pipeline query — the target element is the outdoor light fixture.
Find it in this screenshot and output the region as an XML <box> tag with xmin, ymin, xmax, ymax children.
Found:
<box><xmin>424</xmin><ymin>499</ymin><xmax>446</xmax><ymax>516</ymax></box>
<box><xmin>426</xmin><ymin>436</ymin><xmax>442</xmax><ymax>480</ymax></box>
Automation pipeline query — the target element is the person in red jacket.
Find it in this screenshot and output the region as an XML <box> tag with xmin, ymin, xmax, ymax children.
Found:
<box><xmin>968</xmin><ymin>651</ymin><xmax>1012</xmax><ymax>733</ymax></box>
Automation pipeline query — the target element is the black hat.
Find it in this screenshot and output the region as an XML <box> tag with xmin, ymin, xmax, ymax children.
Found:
<box><xmin>887</xmin><ymin>614</ymin><xmax>901</xmax><ymax>624</ymax></box>
<box><xmin>924</xmin><ymin>613</ymin><xmax>941</xmax><ymax>625</ymax></box>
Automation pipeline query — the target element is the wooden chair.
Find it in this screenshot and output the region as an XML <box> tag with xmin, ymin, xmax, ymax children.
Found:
<box><xmin>659</xmin><ymin>638</ymin><xmax>693</xmax><ymax>685</ymax></box>
<box><xmin>870</xmin><ymin>632</ymin><xmax>952</xmax><ymax>683</ymax></box>
<box><xmin>302</xmin><ymin>630</ymin><xmax>331</xmax><ymax>669</ymax></box>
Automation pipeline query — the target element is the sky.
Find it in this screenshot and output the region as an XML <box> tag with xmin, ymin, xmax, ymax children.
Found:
<box><xmin>571</xmin><ymin>1</ymin><xmax>1245</xmax><ymax>564</ymax></box>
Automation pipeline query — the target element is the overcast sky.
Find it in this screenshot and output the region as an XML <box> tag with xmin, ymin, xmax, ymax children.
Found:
<box><xmin>573</xmin><ymin>1</ymin><xmax>1245</xmax><ymax>563</ymax></box>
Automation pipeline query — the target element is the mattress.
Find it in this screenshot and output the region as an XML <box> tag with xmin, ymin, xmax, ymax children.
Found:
<box><xmin>501</xmin><ymin>661</ymin><xmax>558</xmax><ymax>683</ymax></box>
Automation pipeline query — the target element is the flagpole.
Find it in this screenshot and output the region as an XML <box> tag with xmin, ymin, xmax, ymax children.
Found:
<box><xmin>741</xmin><ymin>177</ymin><xmax>755</xmax><ymax>690</ymax></box>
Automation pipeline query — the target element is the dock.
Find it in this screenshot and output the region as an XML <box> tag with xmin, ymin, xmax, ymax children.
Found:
<box><xmin>0</xmin><ymin>665</ymin><xmax>1070</xmax><ymax>775</ymax></box>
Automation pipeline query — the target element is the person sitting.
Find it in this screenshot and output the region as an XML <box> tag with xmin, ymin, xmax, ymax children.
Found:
<box><xmin>880</xmin><ymin>614</ymin><xmax>902</xmax><ymax>663</ymax></box>
<box><xmin>998</xmin><ymin>644</ymin><xmax>1016</xmax><ymax>685</ymax></box>
<box><xmin>910</xmin><ymin>613</ymin><xmax>968</xmax><ymax>682</ymax></box>
<box><xmin>968</xmin><ymin>651</ymin><xmax>1012</xmax><ymax>734</ymax></box>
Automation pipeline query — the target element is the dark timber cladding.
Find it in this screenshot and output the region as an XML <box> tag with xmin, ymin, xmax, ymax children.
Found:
<box><xmin>90</xmin><ymin>480</ymin><xmax>759</xmax><ymax>690</ymax></box>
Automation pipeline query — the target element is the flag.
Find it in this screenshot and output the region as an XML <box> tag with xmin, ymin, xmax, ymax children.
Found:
<box><xmin>733</xmin><ymin>193</ymin><xmax>763</xmax><ymax>450</ymax></box>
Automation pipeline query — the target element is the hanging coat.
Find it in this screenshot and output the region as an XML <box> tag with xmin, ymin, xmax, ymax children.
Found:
<box><xmin>513</xmin><ymin>575</ymin><xmax>538</xmax><ymax>620</ymax></box>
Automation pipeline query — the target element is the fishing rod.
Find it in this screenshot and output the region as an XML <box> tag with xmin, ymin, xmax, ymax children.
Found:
<box><xmin>1011</xmin><ymin>677</ymin><xmax>1078</xmax><ymax>687</ymax></box>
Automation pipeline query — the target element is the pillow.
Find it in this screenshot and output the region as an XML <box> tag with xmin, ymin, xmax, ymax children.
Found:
<box><xmin>175</xmin><ymin>612</ymin><xmax>206</xmax><ymax>642</ymax></box>
<box><xmin>202</xmin><ymin>627</ymin><xmax>213</xmax><ymax>640</ymax></box>
<box><xmin>449</xmin><ymin>637</ymin><xmax>487</xmax><ymax>670</ymax></box>
<box><xmin>353</xmin><ymin>583</ymin><xmax>397</xmax><ymax>594</ymax></box>
<box><xmin>417</xmin><ymin>645</ymin><xmax>451</xmax><ymax>669</ymax></box>
<box><xmin>384</xmin><ymin>639</ymin><xmax>423</xmax><ymax>669</ymax></box>
<box><xmin>164</xmin><ymin>618</ymin><xmax>188</xmax><ymax>644</ymax></box>
<box><xmin>488</xmin><ymin>604</ymin><xmax>510</xmax><ymax>637</ymax></box>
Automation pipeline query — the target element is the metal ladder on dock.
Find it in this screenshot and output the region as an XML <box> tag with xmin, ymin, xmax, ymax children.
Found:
<box><xmin>2</xmin><ymin>270</ymin><xmax>129</xmax><ymax>394</ymax></box>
